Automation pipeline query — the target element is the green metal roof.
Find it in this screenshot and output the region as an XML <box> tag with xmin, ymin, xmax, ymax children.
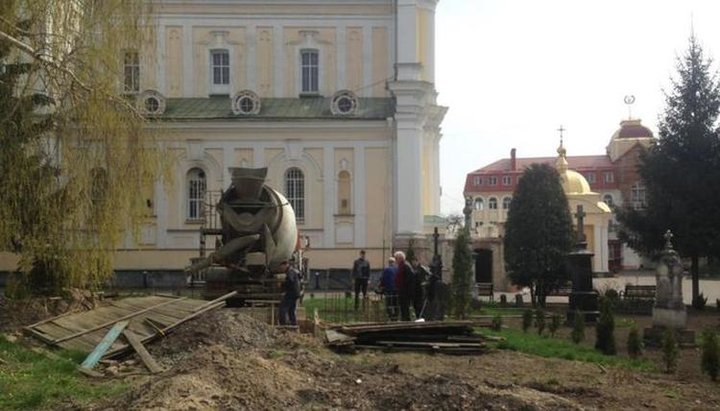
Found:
<box><xmin>161</xmin><ymin>97</ymin><xmax>394</xmax><ymax>120</ymax></box>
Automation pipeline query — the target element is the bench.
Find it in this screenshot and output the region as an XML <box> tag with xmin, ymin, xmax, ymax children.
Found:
<box><xmin>622</xmin><ymin>285</ymin><xmax>656</xmax><ymax>301</ymax></box>
<box><xmin>475</xmin><ymin>283</ymin><xmax>494</xmax><ymax>301</ymax></box>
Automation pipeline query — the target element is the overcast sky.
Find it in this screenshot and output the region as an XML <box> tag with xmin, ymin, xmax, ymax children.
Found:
<box><xmin>435</xmin><ymin>0</ymin><xmax>720</xmax><ymax>215</ymax></box>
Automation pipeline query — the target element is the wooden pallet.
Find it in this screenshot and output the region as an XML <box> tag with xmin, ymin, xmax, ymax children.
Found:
<box><xmin>25</xmin><ymin>292</ymin><xmax>236</xmax><ymax>359</ymax></box>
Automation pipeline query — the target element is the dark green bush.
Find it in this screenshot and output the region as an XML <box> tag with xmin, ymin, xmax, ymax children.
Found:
<box><xmin>627</xmin><ymin>326</ymin><xmax>643</xmax><ymax>358</ymax></box>
<box><xmin>548</xmin><ymin>313</ymin><xmax>561</xmax><ymax>337</ymax></box>
<box><xmin>595</xmin><ymin>299</ymin><xmax>616</xmax><ymax>355</ymax></box>
<box><xmin>662</xmin><ymin>329</ymin><xmax>679</xmax><ymax>373</ymax></box>
<box><xmin>535</xmin><ymin>309</ymin><xmax>546</xmax><ymax>336</ymax></box>
<box><xmin>491</xmin><ymin>314</ymin><xmax>503</xmax><ymax>332</ymax></box>
<box><xmin>570</xmin><ymin>310</ymin><xmax>585</xmax><ymax>344</ymax></box>
<box><xmin>693</xmin><ymin>293</ymin><xmax>708</xmax><ymax>310</ymax></box>
<box><xmin>522</xmin><ymin>309</ymin><xmax>533</xmax><ymax>333</ymax></box>
<box><xmin>701</xmin><ymin>329</ymin><xmax>719</xmax><ymax>381</ymax></box>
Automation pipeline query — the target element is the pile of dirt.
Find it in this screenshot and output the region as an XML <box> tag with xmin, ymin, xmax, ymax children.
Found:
<box><xmin>81</xmin><ymin>308</ymin><xmax>720</xmax><ymax>410</ymax></box>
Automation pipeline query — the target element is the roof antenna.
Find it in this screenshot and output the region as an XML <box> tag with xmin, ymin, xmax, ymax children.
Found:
<box><xmin>624</xmin><ymin>95</ymin><xmax>635</xmax><ymax>120</ymax></box>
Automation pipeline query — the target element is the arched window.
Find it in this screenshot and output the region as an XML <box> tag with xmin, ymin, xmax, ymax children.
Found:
<box><xmin>488</xmin><ymin>197</ymin><xmax>498</xmax><ymax>210</ymax></box>
<box><xmin>338</xmin><ymin>170</ymin><xmax>351</xmax><ymax>214</ymax></box>
<box><xmin>603</xmin><ymin>194</ymin><xmax>614</xmax><ymax>208</ymax></box>
<box><xmin>187</xmin><ymin>168</ymin><xmax>206</xmax><ymax>220</ymax></box>
<box><xmin>285</xmin><ymin>167</ymin><xmax>305</xmax><ymax>222</ymax></box>
<box><xmin>502</xmin><ymin>196</ymin><xmax>512</xmax><ymax>210</ymax></box>
<box><xmin>473</xmin><ymin>197</ymin><xmax>484</xmax><ymax>210</ymax></box>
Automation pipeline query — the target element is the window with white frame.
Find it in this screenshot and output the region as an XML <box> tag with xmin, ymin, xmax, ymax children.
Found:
<box><xmin>604</xmin><ymin>171</ymin><xmax>614</xmax><ymax>183</ymax></box>
<box><xmin>502</xmin><ymin>196</ymin><xmax>512</xmax><ymax>210</ymax></box>
<box><xmin>502</xmin><ymin>175</ymin><xmax>512</xmax><ymax>186</ymax></box>
<box><xmin>474</xmin><ymin>197</ymin><xmax>484</xmax><ymax>210</ymax></box>
<box><xmin>210</xmin><ymin>49</ymin><xmax>230</xmax><ymax>94</ymax></box>
<box><xmin>488</xmin><ymin>176</ymin><xmax>498</xmax><ymax>186</ymax></box>
<box><xmin>123</xmin><ymin>50</ymin><xmax>140</xmax><ymax>93</ymax></box>
<box><xmin>300</xmin><ymin>49</ymin><xmax>319</xmax><ymax>94</ymax></box>
<box><xmin>585</xmin><ymin>172</ymin><xmax>596</xmax><ymax>183</ymax></box>
<box><xmin>488</xmin><ymin>197</ymin><xmax>498</xmax><ymax>209</ymax></box>
<box><xmin>187</xmin><ymin>168</ymin><xmax>206</xmax><ymax>220</ymax></box>
<box><xmin>285</xmin><ymin>167</ymin><xmax>305</xmax><ymax>222</ymax></box>
<box><xmin>631</xmin><ymin>182</ymin><xmax>646</xmax><ymax>209</ymax></box>
<box><xmin>473</xmin><ymin>176</ymin><xmax>482</xmax><ymax>186</ymax></box>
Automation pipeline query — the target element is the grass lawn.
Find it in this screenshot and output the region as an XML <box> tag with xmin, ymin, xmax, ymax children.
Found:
<box><xmin>0</xmin><ymin>335</ymin><xmax>126</xmax><ymax>410</ymax></box>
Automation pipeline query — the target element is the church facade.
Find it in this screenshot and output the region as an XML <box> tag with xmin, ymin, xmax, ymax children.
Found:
<box><xmin>464</xmin><ymin>119</ymin><xmax>655</xmax><ymax>289</ymax></box>
<box><xmin>110</xmin><ymin>0</ymin><xmax>447</xmax><ymax>273</ymax></box>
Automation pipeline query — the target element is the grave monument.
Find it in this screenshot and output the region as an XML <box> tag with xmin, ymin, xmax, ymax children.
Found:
<box><xmin>644</xmin><ymin>230</ymin><xmax>695</xmax><ymax>345</ymax></box>
<box><xmin>566</xmin><ymin>205</ymin><xmax>599</xmax><ymax>322</ymax></box>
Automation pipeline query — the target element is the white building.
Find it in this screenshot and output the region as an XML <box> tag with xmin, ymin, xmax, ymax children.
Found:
<box><xmin>108</xmin><ymin>0</ymin><xmax>447</xmax><ymax>273</ymax></box>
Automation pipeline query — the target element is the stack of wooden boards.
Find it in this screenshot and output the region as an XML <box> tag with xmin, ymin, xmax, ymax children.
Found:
<box><xmin>24</xmin><ymin>292</ymin><xmax>236</xmax><ymax>376</ymax></box>
<box><xmin>325</xmin><ymin>320</ymin><xmax>491</xmax><ymax>355</ymax></box>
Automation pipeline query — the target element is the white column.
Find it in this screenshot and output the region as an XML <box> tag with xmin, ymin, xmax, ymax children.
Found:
<box><xmin>182</xmin><ymin>24</ymin><xmax>193</xmax><ymax>97</ymax></box>
<box><xmin>362</xmin><ymin>26</ymin><xmax>372</xmax><ymax>97</ymax></box>
<box><xmin>354</xmin><ymin>146</ymin><xmax>367</xmax><ymax>245</ymax></box>
<box><xmin>246</xmin><ymin>25</ymin><xmax>257</xmax><ymax>91</ymax></box>
<box><xmin>273</xmin><ymin>25</ymin><xmax>283</xmax><ymax>97</ymax></box>
<box><xmin>395</xmin><ymin>117</ymin><xmax>423</xmax><ymax>235</ymax></box>
<box><xmin>397</xmin><ymin>0</ymin><xmax>419</xmax><ymax>65</ymax></box>
<box><xmin>323</xmin><ymin>147</ymin><xmax>335</xmax><ymax>247</ymax></box>
<box><xmin>157</xmin><ymin>23</ymin><xmax>166</xmax><ymax>94</ymax></box>
<box><xmin>336</xmin><ymin>25</ymin><xmax>346</xmax><ymax>90</ymax></box>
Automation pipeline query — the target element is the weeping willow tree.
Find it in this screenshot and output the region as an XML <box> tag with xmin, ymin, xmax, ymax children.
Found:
<box><xmin>0</xmin><ymin>0</ymin><xmax>168</xmax><ymax>296</ymax></box>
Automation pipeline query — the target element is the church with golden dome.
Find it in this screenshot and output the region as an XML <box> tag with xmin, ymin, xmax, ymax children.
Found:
<box><xmin>463</xmin><ymin>118</ymin><xmax>655</xmax><ymax>290</ymax></box>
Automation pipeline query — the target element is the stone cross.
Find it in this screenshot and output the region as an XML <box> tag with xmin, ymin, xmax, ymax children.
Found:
<box><xmin>574</xmin><ymin>205</ymin><xmax>586</xmax><ymax>243</ymax></box>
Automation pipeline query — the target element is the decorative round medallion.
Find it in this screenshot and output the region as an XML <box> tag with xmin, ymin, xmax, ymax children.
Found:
<box><xmin>232</xmin><ymin>90</ymin><xmax>261</xmax><ymax>115</ymax></box>
<box><xmin>137</xmin><ymin>90</ymin><xmax>166</xmax><ymax>116</ymax></box>
<box><xmin>330</xmin><ymin>90</ymin><xmax>358</xmax><ymax>116</ymax></box>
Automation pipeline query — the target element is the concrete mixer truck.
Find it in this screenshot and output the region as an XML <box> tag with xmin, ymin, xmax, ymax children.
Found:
<box><xmin>185</xmin><ymin>167</ymin><xmax>299</xmax><ymax>303</ymax></box>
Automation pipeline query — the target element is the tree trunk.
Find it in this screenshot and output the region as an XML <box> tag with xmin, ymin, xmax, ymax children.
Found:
<box><xmin>529</xmin><ymin>284</ymin><xmax>536</xmax><ymax>307</ymax></box>
<box><xmin>691</xmin><ymin>254</ymin><xmax>699</xmax><ymax>301</ymax></box>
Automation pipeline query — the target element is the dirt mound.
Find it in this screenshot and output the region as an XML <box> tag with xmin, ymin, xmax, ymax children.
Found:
<box><xmin>86</xmin><ymin>308</ymin><xmax>720</xmax><ymax>411</ymax></box>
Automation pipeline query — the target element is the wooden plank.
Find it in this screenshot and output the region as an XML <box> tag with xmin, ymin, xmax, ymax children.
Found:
<box><xmin>122</xmin><ymin>329</ymin><xmax>163</xmax><ymax>374</ymax></box>
<box><xmin>325</xmin><ymin>329</ymin><xmax>356</xmax><ymax>345</ymax></box>
<box><xmin>79</xmin><ymin>321</ymin><xmax>129</xmax><ymax>371</ymax></box>
<box><xmin>53</xmin><ymin>297</ymin><xmax>188</xmax><ymax>344</ymax></box>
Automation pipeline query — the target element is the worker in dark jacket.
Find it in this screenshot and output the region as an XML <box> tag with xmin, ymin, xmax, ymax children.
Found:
<box><xmin>394</xmin><ymin>251</ymin><xmax>415</xmax><ymax>321</ymax></box>
<box><xmin>380</xmin><ymin>257</ymin><xmax>398</xmax><ymax>321</ymax></box>
<box><xmin>352</xmin><ymin>249</ymin><xmax>371</xmax><ymax>310</ymax></box>
<box><xmin>279</xmin><ymin>259</ymin><xmax>301</xmax><ymax>326</ymax></box>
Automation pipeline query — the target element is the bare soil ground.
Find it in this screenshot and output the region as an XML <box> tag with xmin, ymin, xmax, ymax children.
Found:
<box><xmin>69</xmin><ymin>307</ymin><xmax>720</xmax><ymax>411</ymax></box>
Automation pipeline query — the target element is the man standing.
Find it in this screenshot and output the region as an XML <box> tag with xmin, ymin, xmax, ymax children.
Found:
<box><xmin>380</xmin><ymin>257</ymin><xmax>398</xmax><ymax>321</ymax></box>
<box><xmin>352</xmin><ymin>250</ymin><xmax>370</xmax><ymax>310</ymax></box>
<box><xmin>279</xmin><ymin>259</ymin><xmax>301</xmax><ymax>326</ymax></box>
<box><xmin>394</xmin><ymin>251</ymin><xmax>415</xmax><ymax>321</ymax></box>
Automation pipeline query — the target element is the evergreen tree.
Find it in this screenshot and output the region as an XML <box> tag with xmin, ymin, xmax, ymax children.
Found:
<box><xmin>451</xmin><ymin>228</ymin><xmax>473</xmax><ymax>319</ymax></box>
<box><xmin>616</xmin><ymin>34</ymin><xmax>720</xmax><ymax>302</ymax></box>
<box><xmin>595</xmin><ymin>299</ymin><xmax>617</xmax><ymax>355</ymax></box>
<box><xmin>504</xmin><ymin>163</ymin><xmax>574</xmax><ymax>307</ymax></box>
<box><xmin>701</xmin><ymin>329</ymin><xmax>720</xmax><ymax>381</ymax></box>
<box><xmin>571</xmin><ymin>310</ymin><xmax>585</xmax><ymax>344</ymax></box>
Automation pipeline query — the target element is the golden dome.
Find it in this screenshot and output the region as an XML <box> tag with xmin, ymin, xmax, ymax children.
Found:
<box><xmin>561</xmin><ymin>170</ymin><xmax>592</xmax><ymax>194</ymax></box>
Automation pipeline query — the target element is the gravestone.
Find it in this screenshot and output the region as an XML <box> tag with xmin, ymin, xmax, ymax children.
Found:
<box><xmin>566</xmin><ymin>205</ymin><xmax>599</xmax><ymax>323</ymax></box>
<box><xmin>643</xmin><ymin>230</ymin><xmax>695</xmax><ymax>345</ymax></box>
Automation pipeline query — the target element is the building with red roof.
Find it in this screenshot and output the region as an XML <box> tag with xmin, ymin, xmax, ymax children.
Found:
<box><xmin>463</xmin><ymin>119</ymin><xmax>655</xmax><ymax>290</ymax></box>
